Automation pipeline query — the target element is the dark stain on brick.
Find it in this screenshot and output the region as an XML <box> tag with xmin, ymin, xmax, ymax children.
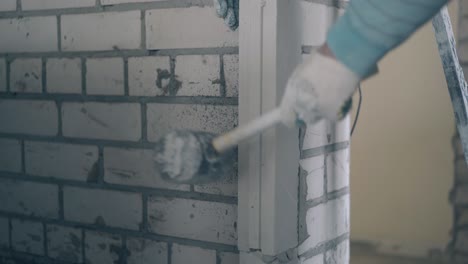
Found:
<box><xmin>189</xmin><ymin>213</ymin><xmax>194</xmax><ymax>219</ymax></box>
<box><xmin>14</xmin><ymin>80</ymin><xmax>27</xmax><ymax>91</ymax></box>
<box><xmin>110</xmin><ymin>244</ymin><xmax>129</xmax><ymax>264</ymax></box>
<box><xmin>31</xmin><ymin>72</ymin><xmax>39</xmax><ymax>80</ymax></box>
<box><xmin>211</xmin><ymin>78</ymin><xmax>222</xmax><ymax>85</ymax></box>
<box><xmin>28</xmin><ymin>234</ymin><xmax>41</xmax><ymax>242</ymax></box>
<box><xmin>108</xmin><ymin>168</ymin><xmax>135</xmax><ymax>179</ymax></box>
<box><xmin>70</xmin><ymin>233</ymin><xmax>81</xmax><ymax>248</ymax></box>
<box><xmin>149</xmin><ymin>211</ymin><xmax>166</xmax><ymax>223</ymax></box>
<box><xmin>98</xmin><ymin>243</ymin><xmax>107</xmax><ymax>250</ymax></box>
<box><xmin>87</xmin><ymin>161</ymin><xmax>99</xmax><ymax>183</ymax></box>
<box><xmin>94</xmin><ymin>216</ymin><xmax>106</xmax><ymax>226</ymax></box>
<box><xmin>155</xmin><ymin>69</ymin><xmax>170</xmax><ymax>90</ymax></box>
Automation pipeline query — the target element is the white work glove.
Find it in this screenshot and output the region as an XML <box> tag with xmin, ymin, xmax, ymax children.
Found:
<box><xmin>280</xmin><ymin>51</ymin><xmax>361</xmax><ymax>127</ymax></box>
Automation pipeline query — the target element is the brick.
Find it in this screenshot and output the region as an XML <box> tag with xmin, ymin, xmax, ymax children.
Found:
<box><xmin>175</xmin><ymin>55</ymin><xmax>220</xmax><ymax>96</ymax></box>
<box><xmin>25</xmin><ymin>141</ymin><xmax>98</xmax><ymax>182</ymax></box>
<box><xmin>224</xmin><ymin>54</ymin><xmax>239</xmax><ymax>97</ymax></box>
<box><xmin>0</xmin><ymin>16</ymin><xmax>57</xmax><ymax>53</ymax></box>
<box><xmin>326</xmin><ymin>148</ymin><xmax>350</xmax><ymax>193</ymax></box>
<box><xmin>330</xmin><ymin>116</ymin><xmax>350</xmax><ymax>143</ymax></box>
<box><xmin>299</xmin><ymin>155</ymin><xmax>325</xmax><ymax>200</ymax></box>
<box><xmin>0</xmin><ymin>0</ymin><xmax>16</xmax><ymax>11</ymax></box>
<box><xmin>459</xmin><ymin>210</ymin><xmax>468</xmax><ymax>226</ymax></box>
<box><xmin>147</xmin><ymin>104</ymin><xmax>237</xmax><ymax>142</ymax></box>
<box><xmin>325</xmin><ymin>240</ymin><xmax>349</xmax><ymax>264</ymax></box>
<box><xmin>455</xmin><ymin>230</ymin><xmax>468</xmax><ymax>252</ymax></box>
<box><xmin>104</xmin><ymin>147</ymin><xmax>189</xmax><ymax>191</ymax></box>
<box><xmin>46</xmin><ymin>225</ymin><xmax>82</xmax><ymax>263</ymax></box>
<box><xmin>148</xmin><ymin>197</ymin><xmax>237</xmax><ymax>245</ymax></box>
<box><xmin>0</xmin><ymin>178</ymin><xmax>58</xmax><ymax>218</ymax></box>
<box><xmin>301</xmin><ymin>254</ymin><xmax>324</xmax><ymax>264</ymax></box>
<box><xmin>86</xmin><ymin>58</ymin><xmax>124</xmax><ymax>95</ymax></box>
<box><xmin>0</xmin><ymin>58</ymin><xmax>6</xmax><ymax>91</ymax></box>
<box><xmin>0</xmin><ymin>100</ymin><xmax>58</xmax><ymax>136</ymax></box>
<box><xmin>298</xmin><ymin>195</ymin><xmax>349</xmax><ymax>253</ymax></box>
<box><xmin>172</xmin><ymin>244</ymin><xmax>216</xmax><ymax>264</ymax></box>
<box><xmin>127</xmin><ymin>238</ymin><xmax>167</xmax><ymax>264</ymax></box>
<box><xmin>219</xmin><ymin>252</ymin><xmax>239</xmax><ymax>264</ymax></box>
<box><xmin>22</xmin><ymin>0</ymin><xmax>95</xmax><ymax>10</ymax></box>
<box><xmin>10</xmin><ymin>58</ymin><xmax>42</xmax><ymax>93</ymax></box>
<box><xmin>194</xmin><ymin>162</ymin><xmax>237</xmax><ymax>196</ymax></box>
<box><xmin>62</xmin><ymin>11</ymin><xmax>141</xmax><ymax>51</ymax></box>
<box><xmin>64</xmin><ymin>187</ymin><xmax>142</xmax><ymax>229</ymax></box>
<box><xmin>84</xmin><ymin>231</ymin><xmax>122</xmax><ymax>264</ymax></box>
<box><xmin>11</xmin><ymin>219</ymin><xmax>44</xmax><ymax>255</ymax></box>
<box><xmin>302</xmin><ymin>120</ymin><xmax>329</xmax><ymax>150</ymax></box>
<box><xmin>0</xmin><ymin>138</ymin><xmax>22</xmax><ymax>173</ymax></box>
<box><xmin>46</xmin><ymin>58</ymin><xmax>82</xmax><ymax>94</ymax></box>
<box><xmin>102</xmin><ymin>0</ymin><xmax>162</xmax><ymax>4</ymax></box>
<box><xmin>0</xmin><ymin>217</ymin><xmax>8</xmax><ymax>248</ymax></box>
<box><xmin>299</xmin><ymin>2</ymin><xmax>336</xmax><ymax>46</ymax></box>
<box><xmin>62</xmin><ymin>102</ymin><xmax>141</xmax><ymax>141</ymax></box>
<box><xmin>128</xmin><ymin>56</ymin><xmax>171</xmax><ymax>96</ymax></box>
<box><xmin>145</xmin><ymin>7</ymin><xmax>238</xmax><ymax>49</ymax></box>
<box><xmin>455</xmin><ymin>186</ymin><xmax>468</xmax><ymax>205</ymax></box>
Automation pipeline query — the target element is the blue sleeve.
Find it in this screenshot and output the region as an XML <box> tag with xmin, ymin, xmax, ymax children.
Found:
<box><xmin>327</xmin><ymin>0</ymin><xmax>449</xmax><ymax>78</ymax></box>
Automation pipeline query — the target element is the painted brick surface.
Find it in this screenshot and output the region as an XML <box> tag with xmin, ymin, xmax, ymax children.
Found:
<box><xmin>298</xmin><ymin>195</ymin><xmax>350</xmax><ymax>253</ymax></box>
<box><xmin>219</xmin><ymin>252</ymin><xmax>239</xmax><ymax>264</ymax></box>
<box><xmin>64</xmin><ymin>186</ymin><xmax>142</xmax><ymax>229</ymax></box>
<box><xmin>326</xmin><ymin>148</ymin><xmax>350</xmax><ymax>193</ymax></box>
<box><xmin>46</xmin><ymin>58</ymin><xmax>82</xmax><ymax>94</ymax></box>
<box><xmin>146</xmin><ymin>7</ymin><xmax>238</xmax><ymax>49</ymax></box>
<box><xmin>194</xmin><ymin>162</ymin><xmax>237</xmax><ymax>197</ymax></box>
<box><xmin>10</xmin><ymin>58</ymin><xmax>42</xmax><ymax>93</ymax></box>
<box><xmin>0</xmin><ymin>138</ymin><xmax>22</xmax><ymax>173</ymax></box>
<box><xmin>0</xmin><ymin>0</ymin><xmax>16</xmax><ymax>11</ymax></box>
<box><xmin>128</xmin><ymin>56</ymin><xmax>171</xmax><ymax>96</ymax></box>
<box><xmin>61</xmin><ymin>11</ymin><xmax>141</xmax><ymax>51</ymax></box>
<box><xmin>325</xmin><ymin>240</ymin><xmax>349</xmax><ymax>264</ymax></box>
<box><xmin>126</xmin><ymin>238</ymin><xmax>168</xmax><ymax>264</ymax></box>
<box><xmin>0</xmin><ymin>58</ymin><xmax>6</xmax><ymax>91</ymax></box>
<box><xmin>175</xmin><ymin>55</ymin><xmax>220</xmax><ymax>96</ymax></box>
<box><xmin>172</xmin><ymin>244</ymin><xmax>216</xmax><ymax>264</ymax></box>
<box><xmin>0</xmin><ymin>217</ymin><xmax>8</xmax><ymax>248</ymax></box>
<box><xmin>46</xmin><ymin>225</ymin><xmax>83</xmax><ymax>263</ymax></box>
<box><xmin>62</xmin><ymin>102</ymin><xmax>141</xmax><ymax>141</ymax></box>
<box><xmin>147</xmin><ymin>197</ymin><xmax>237</xmax><ymax>245</ymax></box>
<box><xmin>0</xmin><ymin>16</ymin><xmax>57</xmax><ymax>53</ymax></box>
<box><xmin>302</xmin><ymin>120</ymin><xmax>329</xmax><ymax>149</ymax></box>
<box><xmin>86</xmin><ymin>58</ymin><xmax>125</xmax><ymax>95</ymax></box>
<box><xmin>22</xmin><ymin>0</ymin><xmax>95</xmax><ymax>10</ymax></box>
<box><xmin>84</xmin><ymin>231</ymin><xmax>122</xmax><ymax>264</ymax></box>
<box><xmin>224</xmin><ymin>54</ymin><xmax>239</xmax><ymax>97</ymax></box>
<box><xmin>147</xmin><ymin>104</ymin><xmax>237</xmax><ymax>142</ymax></box>
<box><xmin>0</xmin><ymin>100</ymin><xmax>58</xmax><ymax>136</ymax></box>
<box><xmin>102</xmin><ymin>0</ymin><xmax>162</xmax><ymax>4</ymax></box>
<box><xmin>25</xmin><ymin>141</ymin><xmax>99</xmax><ymax>182</ymax></box>
<box><xmin>300</xmin><ymin>155</ymin><xmax>325</xmax><ymax>200</ymax></box>
<box><xmin>11</xmin><ymin>219</ymin><xmax>44</xmax><ymax>255</ymax></box>
<box><xmin>104</xmin><ymin>147</ymin><xmax>190</xmax><ymax>191</ymax></box>
<box><xmin>301</xmin><ymin>254</ymin><xmax>324</xmax><ymax>264</ymax></box>
<box><xmin>0</xmin><ymin>178</ymin><xmax>58</xmax><ymax>218</ymax></box>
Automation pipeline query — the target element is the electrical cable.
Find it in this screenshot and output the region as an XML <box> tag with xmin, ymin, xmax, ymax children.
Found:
<box><xmin>350</xmin><ymin>84</ymin><xmax>362</xmax><ymax>136</ymax></box>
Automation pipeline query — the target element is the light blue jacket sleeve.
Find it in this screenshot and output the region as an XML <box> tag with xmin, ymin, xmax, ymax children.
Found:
<box><xmin>327</xmin><ymin>0</ymin><xmax>449</xmax><ymax>78</ymax></box>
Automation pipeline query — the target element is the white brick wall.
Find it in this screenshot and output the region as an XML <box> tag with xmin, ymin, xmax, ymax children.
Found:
<box><xmin>224</xmin><ymin>54</ymin><xmax>239</xmax><ymax>97</ymax></box>
<box><xmin>301</xmin><ymin>254</ymin><xmax>324</xmax><ymax>264</ymax></box>
<box><xmin>103</xmin><ymin>147</ymin><xmax>190</xmax><ymax>191</ymax></box>
<box><xmin>46</xmin><ymin>225</ymin><xmax>83</xmax><ymax>263</ymax></box>
<box><xmin>0</xmin><ymin>100</ymin><xmax>58</xmax><ymax>136</ymax></box>
<box><xmin>64</xmin><ymin>187</ymin><xmax>142</xmax><ymax>229</ymax></box>
<box><xmin>194</xmin><ymin>164</ymin><xmax>237</xmax><ymax>196</ymax></box>
<box><xmin>0</xmin><ymin>0</ymin><xmax>16</xmax><ymax>11</ymax></box>
<box><xmin>147</xmin><ymin>104</ymin><xmax>237</xmax><ymax>142</ymax></box>
<box><xmin>145</xmin><ymin>7</ymin><xmax>238</xmax><ymax>49</ymax></box>
<box><xmin>126</xmin><ymin>238</ymin><xmax>168</xmax><ymax>264</ymax></box>
<box><xmin>219</xmin><ymin>252</ymin><xmax>240</xmax><ymax>264</ymax></box>
<box><xmin>11</xmin><ymin>219</ymin><xmax>44</xmax><ymax>255</ymax></box>
<box><xmin>46</xmin><ymin>58</ymin><xmax>82</xmax><ymax>94</ymax></box>
<box><xmin>0</xmin><ymin>217</ymin><xmax>8</xmax><ymax>248</ymax></box>
<box><xmin>10</xmin><ymin>58</ymin><xmax>42</xmax><ymax>93</ymax></box>
<box><xmin>22</xmin><ymin>0</ymin><xmax>95</xmax><ymax>10</ymax></box>
<box><xmin>102</xmin><ymin>0</ymin><xmax>161</xmax><ymax>5</ymax></box>
<box><xmin>0</xmin><ymin>16</ymin><xmax>58</xmax><ymax>53</ymax></box>
<box><xmin>84</xmin><ymin>231</ymin><xmax>122</xmax><ymax>264</ymax></box>
<box><xmin>0</xmin><ymin>138</ymin><xmax>22</xmax><ymax>173</ymax></box>
<box><xmin>175</xmin><ymin>55</ymin><xmax>220</xmax><ymax>96</ymax></box>
<box><xmin>326</xmin><ymin>148</ymin><xmax>350</xmax><ymax>192</ymax></box>
<box><xmin>61</xmin><ymin>11</ymin><xmax>141</xmax><ymax>51</ymax></box>
<box><xmin>300</xmin><ymin>155</ymin><xmax>325</xmax><ymax>201</ymax></box>
<box><xmin>25</xmin><ymin>141</ymin><xmax>99</xmax><ymax>182</ymax></box>
<box><xmin>326</xmin><ymin>241</ymin><xmax>349</xmax><ymax>264</ymax></box>
<box><xmin>62</xmin><ymin>102</ymin><xmax>141</xmax><ymax>141</ymax></box>
<box><xmin>172</xmin><ymin>244</ymin><xmax>216</xmax><ymax>264</ymax></box>
<box><xmin>0</xmin><ymin>59</ymin><xmax>6</xmax><ymax>92</ymax></box>
<box><xmin>147</xmin><ymin>197</ymin><xmax>237</xmax><ymax>245</ymax></box>
<box><xmin>0</xmin><ymin>178</ymin><xmax>58</xmax><ymax>218</ymax></box>
<box><xmin>128</xmin><ymin>56</ymin><xmax>171</xmax><ymax>96</ymax></box>
<box><xmin>86</xmin><ymin>58</ymin><xmax>125</xmax><ymax>95</ymax></box>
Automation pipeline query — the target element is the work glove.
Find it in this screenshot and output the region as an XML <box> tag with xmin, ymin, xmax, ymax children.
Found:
<box><xmin>214</xmin><ymin>0</ymin><xmax>239</xmax><ymax>30</ymax></box>
<box><xmin>280</xmin><ymin>50</ymin><xmax>361</xmax><ymax>127</ymax></box>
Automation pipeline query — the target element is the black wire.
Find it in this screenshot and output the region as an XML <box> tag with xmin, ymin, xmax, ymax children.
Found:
<box><xmin>351</xmin><ymin>84</ymin><xmax>362</xmax><ymax>136</ymax></box>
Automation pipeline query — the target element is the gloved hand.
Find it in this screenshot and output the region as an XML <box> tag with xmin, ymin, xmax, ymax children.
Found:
<box><xmin>214</xmin><ymin>0</ymin><xmax>239</xmax><ymax>30</ymax></box>
<box><xmin>280</xmin><ymin>49</ymin><xmax>361</xmax><ymax>127</ymax></box>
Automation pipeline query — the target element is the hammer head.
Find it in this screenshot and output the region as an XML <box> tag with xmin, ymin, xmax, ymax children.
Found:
<box><xmin>154</xmin><ymin>130</ymin><xmax>234</xmax><ymax>184</ymax></box>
